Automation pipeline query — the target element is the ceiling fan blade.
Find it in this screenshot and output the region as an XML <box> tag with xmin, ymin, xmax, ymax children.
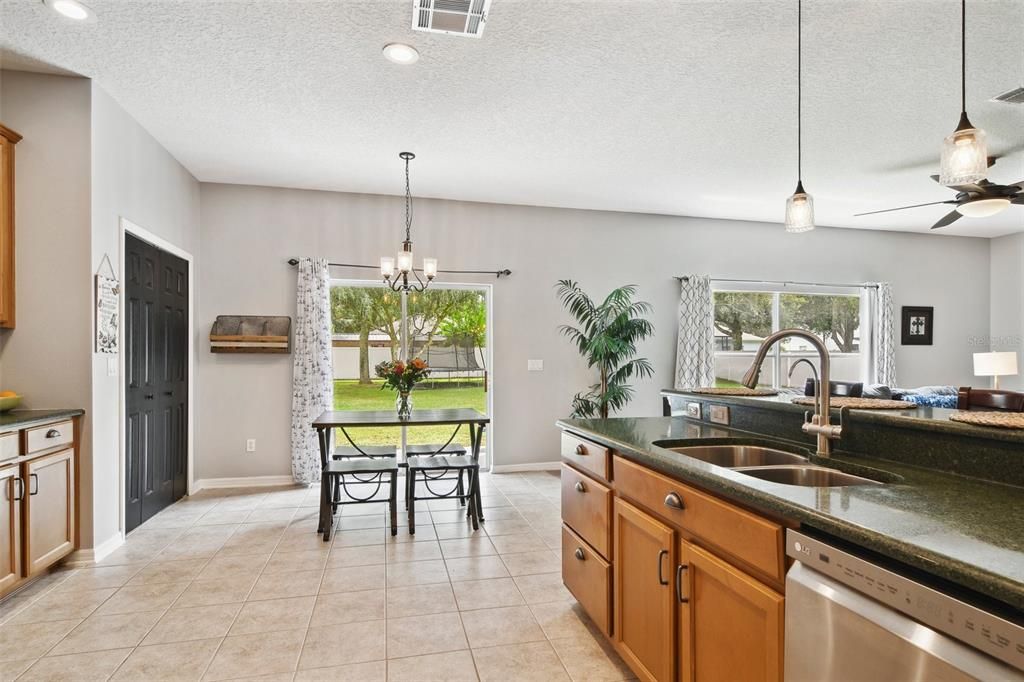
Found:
<box><xmin>1012</xmin><ymin>195</ymin><xmax>1024</xmax><ymax>205</ymax></box>
<box><xmin>930</xmin><ymin>210</ymin><xmax>963</xmax><ymax>230</ymax></box>
<box><xmin>854</xmin><ymin>200</ymin><xmax>956</xmax><ymax>217</ymax></box>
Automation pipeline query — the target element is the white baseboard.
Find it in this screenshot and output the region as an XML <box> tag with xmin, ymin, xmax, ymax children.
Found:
<box><xmin>64</xmin><ymin>532</ymin><xmax>125</xmax><ymax>567</ymax></box>
<box><xmin>192</xmin><ymin>475</ymin><xmax>299</xmax><ymax>492</ymax></box>
<box><xmin>490</xmin><ymin>462</ymin><xmax>560</xmax><ymax>473</ymax></box>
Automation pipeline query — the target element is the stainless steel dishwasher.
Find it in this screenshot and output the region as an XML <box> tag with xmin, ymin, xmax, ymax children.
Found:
<box><xmin>784</xmin><ymin>530</ymin><xmax>1024</xmax><ymax>681</ymax></box>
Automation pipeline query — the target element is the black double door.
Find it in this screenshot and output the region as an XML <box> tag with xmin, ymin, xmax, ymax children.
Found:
<box><xmin>124</xmin><ymin>233</ymin><xmax>189</xmax><ymax>533</ymax></box>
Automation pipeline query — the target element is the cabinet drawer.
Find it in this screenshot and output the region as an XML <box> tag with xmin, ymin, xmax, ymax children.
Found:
<box><xmin>560</xmin><ymin>464</ymin><xmax>611</xmax><ymax>559</ymax></box>
<box><xmin>562</xmin><ymin>524</ymin><xmax>611</xmax><ymax>636</ymax></box>
<box><xmin>561</xmin><ymin>432</ymin><xmax>610</xmax><ymax>481</ymax></box>
<box><xmin>25</xmin><ymin>420</ymin><xmax>73</xmax><ymax>455</ymax></box>
<box><xmin>614</xmin><ymin>455</ymin><xmax>784</xmax><ymax>583</ymax></box>
<box><xmin>0</xmin><ymin>432</ymin><xmax>17</xmax><ymax>462</ymax></box>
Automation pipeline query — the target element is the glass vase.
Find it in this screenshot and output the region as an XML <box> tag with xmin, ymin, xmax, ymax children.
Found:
<box><xmin>396</xmin><ymin>391</ymin><xmax>412</xmax><ymax>420</ymax></box>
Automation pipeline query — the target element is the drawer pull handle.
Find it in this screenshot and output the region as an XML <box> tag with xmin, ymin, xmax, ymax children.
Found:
<box><xmin>657</xmin><ymin>549</ymin><xmax>669</xmax><ymax>585</ymax></box>
<box><xmin>664</xmin><ymin>492</ymin><xmax>685</xmax><ymax>511</ymax></box>
<box><xmin>574</xmin><ymin>548</ymin><xmax>585</xmax><ymax>561</ymax></box>
<box><xmin>574</xmin><ymin>444</ymin><xmax>587</xmax><ymax>456</ymax></box>
<box><xmin>676</xmin><ymin>564</ymin><xmax>689</xmax><ymax>603</ymax></box>
<box><xmin>29</xmin><ymin>473</ymin><xmax>39</xmax><ymax>496</ymax></box>
<box><xmin>45</xmin><ymin>429</ymin><xmax>61</xmax><ymax>439</ymax></box>
<box><xmin>574</xmin><ymin>481</ymin><xmax>586</xmax><ymax>493</ymax></box>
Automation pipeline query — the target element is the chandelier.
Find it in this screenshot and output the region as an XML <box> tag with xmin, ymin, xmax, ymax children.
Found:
<box><xmin>380</xmin><ymin>152</ymin><xmax>437</xmax><ymax>292</ymax></box>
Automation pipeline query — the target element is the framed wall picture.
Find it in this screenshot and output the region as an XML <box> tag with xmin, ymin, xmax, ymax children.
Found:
<box><xmin>901</xmin><ymin>306</ymin><xmax>933</xmax><ymax>346</ymax></box>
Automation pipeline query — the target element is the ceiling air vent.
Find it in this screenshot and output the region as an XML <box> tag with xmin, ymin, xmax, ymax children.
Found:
<box><xmin>412</xmin><ymin>0</ymin><xmax>491</xmax><ymax>38</ymax></box>
<box><xmin>991</xmin><ymin>86</ymin><xmax>1024</xmax><ymax>105</ymax></box>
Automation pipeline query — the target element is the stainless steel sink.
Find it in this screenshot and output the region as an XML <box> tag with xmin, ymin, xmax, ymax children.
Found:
<box><xmin>737</xmin><ymin>465</ymin><xmax>883</xmax><ymax>487</ymax></box>
<box><xmin>665</xmin><ymin>445</ymin><xmax>808</xmax><ymax>468</ymax></box>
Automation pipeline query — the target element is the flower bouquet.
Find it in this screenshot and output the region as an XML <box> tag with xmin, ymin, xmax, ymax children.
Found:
<box><xmin>375</xmin><ymin>358</ymin><xmax>430</xmax><ymax>419</ymax></box>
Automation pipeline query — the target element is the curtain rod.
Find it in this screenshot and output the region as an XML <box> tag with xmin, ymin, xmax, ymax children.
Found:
<box><xmin>287</xmin><ymin>259</ymin><xmax>512</xmax><ymax>279</ymax></box>
<box><xmin>675</xmin><ymin>276</ymin><xmax>878</xmax><ymax>289</ymax></box>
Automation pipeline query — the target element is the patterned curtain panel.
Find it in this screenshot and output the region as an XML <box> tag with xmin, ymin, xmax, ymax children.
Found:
<box><xmin>675</xmin><ymin>275</ymin><xmax>716</xmax><ymax>389</ymax></box>
<box><xmin>290</xmin><ymin>258</ymin><xmax>333</xmax><ymax>485</ymax></box>
<box><xmin>868</xmin><ymin>282</ymin><xmax>896</xmax><ymax>386</ymax></box>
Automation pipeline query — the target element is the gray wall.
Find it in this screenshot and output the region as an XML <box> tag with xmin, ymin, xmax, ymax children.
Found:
<box><xmin>89</xmin><ymin>84</ymin><xmax>200</xmax><ymax>549</ymax></box>
<box><xmin>197</xmin><ymin>183</ymin><xmax>991</xmax><ymax>477</ymax></box>
<box><xmin>989</xmin><ymin>233</ymin><xmax>1024</xmax><ymax>391</ymax></box>
<box><xmin>0</xmin><ymin>71</ymin><xmax>94</xmax><ymax>538</ymax></box>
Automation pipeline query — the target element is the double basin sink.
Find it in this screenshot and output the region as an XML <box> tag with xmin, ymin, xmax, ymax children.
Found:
<box><xmin>652</xmin><ymin>443</ymin><xmax>884</xmax><ymax>487</ymax></box>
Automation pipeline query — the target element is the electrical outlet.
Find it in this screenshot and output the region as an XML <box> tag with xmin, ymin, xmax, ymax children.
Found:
<box><xmin>686</xmin><ymin>402</ymin><xmax>702</xmax><ymax>419</ymax></box>
<box><xmin>246</xmin><ymin>439</ymin><xmax>256</xmax><ymax>453</ymax></box>
<box><xmin>709</xmin><ymin>405</ymin><xmax>730</xmax><ymax>426</ymax></box>
<box><xmin>527</xmin><ymin>359</ymin><xmax>544</xmax><ymax>371</ymax></box>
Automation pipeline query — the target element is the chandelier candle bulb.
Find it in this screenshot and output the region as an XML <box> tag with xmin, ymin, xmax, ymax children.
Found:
<box><xmin>396</xmin><ymin>249</ymin><xmax>413</xmax><ymax>274</ymax></box>
<box><xmin>380</xmin><ymin>256</ymin><xmax>395</xmax><ymax>279</ymax></box>
<box><xmin>423</xmin><ymin>258</ymin><xmax>438</xmax><ymax>279</ymax></box>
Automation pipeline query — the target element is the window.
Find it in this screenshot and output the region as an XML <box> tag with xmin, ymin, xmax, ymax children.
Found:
<box><xmin>712</xmin><ymin>287</ymin><xmax>864</xmax><ymax>390</ymax></box>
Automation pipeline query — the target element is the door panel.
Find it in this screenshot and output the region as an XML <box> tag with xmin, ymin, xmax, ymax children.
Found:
<box><xmin>613</xmin><ymin>497</ymin><xmax>675</xmax><ymax>682</ymax></box>
<box><xmin>24</xmin><ymin>449</ymin><xmax>74</xmax><ymax>575</ymax></box>
<box><xmin>125</xmin><ymin>234</ymin><xmax>188</xmax><ymax>532</ymax></box>
<box><xmin>0</xmin><ymin>464</ymin><xmax>21</xmax><ymax>593</ymax></box>
<box><xmin>679</xmin><ymin>540</ymin><xmax>784</xmax><ymax>682</ymax></box>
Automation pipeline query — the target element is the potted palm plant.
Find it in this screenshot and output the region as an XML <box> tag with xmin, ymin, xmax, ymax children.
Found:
<box><xmin>556</xmin><ymin>280</ymin><xmax>654</xmax><ymax>419</ymax></box>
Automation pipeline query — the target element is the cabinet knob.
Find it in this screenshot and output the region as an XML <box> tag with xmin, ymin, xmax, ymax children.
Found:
<box><xmin>45</xmin><ymin>429</ymin><xmax>61</xmax><ymax>439</ymax></box>
<box><xmin>574</xmin><ymin>444</ymin><xmax>587</xmax><ymax>456</ymax></box>
<box><xmin>574</xmin><ymin>548</ymin><xmax>585</xmax><ymax>561</ymax></box>
<box><xmin>664</xmin><ymin>492</ymin><xmax>685</xmax><ymax>511</ymax></box>
<box><xmin>574</xmin><ymin>481</ymin><xmax>586</xmax><ymax>493</ymax></box>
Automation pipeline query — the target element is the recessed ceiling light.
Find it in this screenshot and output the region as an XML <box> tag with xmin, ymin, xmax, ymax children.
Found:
<box><xmin>382</xmin><ymin>43</ymin><xmax>419</xmax><ymax>65</ymax></box>
<box><xmin>43</xmin><ymin>0</ymin><xmax>96</xmax><ymax>21</ymax></box>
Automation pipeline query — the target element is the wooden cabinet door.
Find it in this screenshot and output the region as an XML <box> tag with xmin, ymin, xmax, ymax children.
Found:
<box><xmin>678</xmin><ymin>540</ymin><xmax>784</xmax><ymax>682</ymax></box>
<box><xmin>0</xmin><ymin>464</ymin><xmax>21</xmax><ymax>593</ymax></box>
<box><xmin>613</xmin><ymin>497</ymin><xmax>675</xmax><ymax>682</ymax></box>
<box><xmin>24</xmin><ymin>449</ymin><xmax>75</xmax><ymax>576</ymax></box>
<box><xmin>0</xmin><ymin>126</ymin><xmax>19</xmax><ymax>328</ymax></box>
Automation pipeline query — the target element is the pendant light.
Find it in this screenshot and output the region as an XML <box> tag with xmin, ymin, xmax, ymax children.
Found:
<box><xmin>784</xmin><ymin>0</ymin><xmax>814</xmax><ymax>233</ymax></box>
<box><xmin>939</xmin><ymin>0</ymin><xmax>988</xmax><ymax>186</ymax></box>
<box><xmin>380</xmin><ymin>152</ymin><xmax>437</xmax><ymax>292</ymax></box>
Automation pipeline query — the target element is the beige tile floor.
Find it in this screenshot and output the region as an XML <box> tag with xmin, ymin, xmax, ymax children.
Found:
<box><xmin>0</xmin><ymin>471</ymin><xmax>634</xmax><ymax>681</ymax></box>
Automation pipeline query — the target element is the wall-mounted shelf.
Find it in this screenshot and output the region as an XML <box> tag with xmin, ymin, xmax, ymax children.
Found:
<box><xmin>210</xmin><ymin>315</ymin><xmax>291</xmax><ymax>354</ymax></box>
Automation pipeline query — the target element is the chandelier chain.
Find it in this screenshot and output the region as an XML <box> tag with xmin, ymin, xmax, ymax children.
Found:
<box><xmin>405</xmin><ymin>155</ymin><xmax>413</xmax><ymax>243</ymax></box>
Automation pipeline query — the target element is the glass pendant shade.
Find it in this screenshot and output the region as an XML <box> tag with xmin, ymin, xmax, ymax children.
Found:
<box><xmin>939</xmin><ymin>121</ymin><xmax>988</xmax><ymax>186</ymax></box>
<box><xmin>957</xmin><ymin>197</ymin><xmax>1010</xmax><ymax>218</ymax></box>
<box><xmin>380</xmin><ymin>256</ymin><xmax>395</xmax><ymax>278</ymax></box>
<box><xmin>785</xmin><ymin>183</ymin><xmax>815</xmax><ymax>233</ymax></box>
<box><xmin>423</xmin><ymin>258</ymin><xmax>438</xmax><ymax>279</ymax></box>
<box><xmin>396</xmin><ymin>250</ymin><xmax>413</xmax><ymax>273</ymax></box>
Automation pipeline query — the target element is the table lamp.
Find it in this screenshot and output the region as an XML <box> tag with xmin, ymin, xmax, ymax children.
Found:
<box><xmin>973</xmin><ymin>351</ymin><xmax>1018</xmax><ymax>389</ymax></box>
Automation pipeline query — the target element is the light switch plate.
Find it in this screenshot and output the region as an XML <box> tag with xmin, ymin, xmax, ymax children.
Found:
<box><xmin>527</xmin><ymin>359</ymin><xmax>544</xmax><ymax>371</ymax></box>
<box><xmin>686</xmin><ymin>402</ymin><xmax>702</xmax><ymax>419</ymax></box>
<box><xmin>107</xmin><ymin>357</ymin><xmax>118</xmax><ymax>376</ymax></box>
<box><xmin>709</xmin><ymin>404</ymin><xmax>730</xmax><ymax>425</ymax></box>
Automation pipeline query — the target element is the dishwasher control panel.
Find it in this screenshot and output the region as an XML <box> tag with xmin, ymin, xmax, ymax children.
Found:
<box><xmin>787</xmin><ymin>530</ymin><xmax>1024</xmax><ymax>673</ymax></box>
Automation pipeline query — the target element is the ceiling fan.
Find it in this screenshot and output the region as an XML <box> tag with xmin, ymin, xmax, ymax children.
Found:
<box><xmin>854</xmin><ymin>173</ymin><xmax>1024</xmax><ymax>229</ymax></box>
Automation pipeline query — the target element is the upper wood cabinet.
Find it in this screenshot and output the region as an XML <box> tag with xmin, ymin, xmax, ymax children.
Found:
<box><xmin>678</xmin><ymin>539</ymin><xmax>784</xmax><ymax>682</ymax></box>
<box><xmin>0</xmin><ymin>123</ymin><xmax>21</xmax><ymax>328</ymax></box>
<box><xmin>613</xmin><ymin>497</ymin><xmax>676</xmax><ymax>682</ymax></box>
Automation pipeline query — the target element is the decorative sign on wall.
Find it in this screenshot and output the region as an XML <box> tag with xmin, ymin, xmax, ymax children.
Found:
<box><xmin>95</xmin><ymin>254</ymin><xmax>120</xmax><ymax>354</ymax></box>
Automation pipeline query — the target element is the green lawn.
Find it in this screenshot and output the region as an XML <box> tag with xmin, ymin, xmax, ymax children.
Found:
<box><xmin>714</xmin><ymin>377</ymin><xmax>744</xmax><ymax>388</ymax></box>
<box><xmin>332</xmin><ymin>379</ymin><xmax>487</xmax><ymax>448</ymax></box>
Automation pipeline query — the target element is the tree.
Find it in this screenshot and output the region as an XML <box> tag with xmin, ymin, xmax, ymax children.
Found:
<box><xmin>556</xmin><ymin>280</ymin><xmax>654</xmax><ymax>419</ymax></box>
<box><xmin>330</xmin><ymin>287</ymin><xmax>378</xmax><ymax>383</ymax></box>
<box><xmin>437</xmin><ymin>293</ymin><xmax>487</xmax><ymax>369</ymax></box>
<box><xmin>713</xmin><ymin>292</ymin><xmax>772</xmax><ymax>350</ymax></box>
<box><xmin>781</xmin><ymin>295</ymin><xmax>860</xmax><ymax>352</ymax></box>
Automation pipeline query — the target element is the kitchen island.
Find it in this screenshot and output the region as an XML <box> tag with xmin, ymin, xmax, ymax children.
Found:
<box><xmin>556</xmin><ymin>405</ymin><xmax>1024</xmax><ymax>681</ymax></box>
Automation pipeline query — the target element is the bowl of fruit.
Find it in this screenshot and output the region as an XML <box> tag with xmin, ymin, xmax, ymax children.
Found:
<box><xmin>0</xmin><ymin>391</ymin><xmax>22</xmax><ymax>413</ymax></box>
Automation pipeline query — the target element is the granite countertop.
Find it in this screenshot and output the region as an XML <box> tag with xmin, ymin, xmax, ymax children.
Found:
<box><xmin>557</xmin><ymin>415</ymin><xmax>1024</xmax><ymax>613</ymax></box>
<box><xmin>0</xmin><ymin>408</ymin><xmax>85</xmax><ymax>432</ymax></box>
<box><xmin>663</xmin><ymin>388</ymin><xmax>1024</xmax><ymax>444</ymax></box>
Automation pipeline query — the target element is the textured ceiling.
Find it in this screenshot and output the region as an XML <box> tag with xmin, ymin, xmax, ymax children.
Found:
<box><xmin>1</xmin><ymin>0</ymin><xmax>1023</xmax><ymax>237</ymax></box>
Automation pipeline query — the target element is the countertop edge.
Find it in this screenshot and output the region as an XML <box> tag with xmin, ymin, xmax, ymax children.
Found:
<box><xmin>556</xmin><ymin>417</ymin><xmax>1024</xmax><ymax>613</ymax></box>
<box><xmin>0</xmin><ymin>409</ymin><xmax>85</xmax><ymax>432</ymax></box>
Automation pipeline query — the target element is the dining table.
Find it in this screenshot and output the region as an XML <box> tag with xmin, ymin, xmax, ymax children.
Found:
<box><xmin>312</xmin><ymin>408</ymin><xmax>490</xmax><ymax>539</ymax></box>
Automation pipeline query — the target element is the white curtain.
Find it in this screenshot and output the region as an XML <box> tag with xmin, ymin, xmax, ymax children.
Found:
<box><xmin>675</xmin><ymin>275</ymin><xmax>716</xmax><ymax>389</ymax></box>
<box><xmin>867</xmin><ymin>282</ymin><xmax>896</xmax><ymax>386</ymax></box>
<box><xmin>290</xmin><ymin>258</ymin><xmax>333</xmax><ymax>485</ymax></box>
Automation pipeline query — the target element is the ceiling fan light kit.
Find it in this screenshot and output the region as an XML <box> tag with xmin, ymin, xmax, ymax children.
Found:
<box><xmin>956</xmin><ymin>197</ymin><xmax>1011</xmax><ymax>218</ymax></box>
<box><xmin>784</xmin><ymin>0</ymin><xmax>815</xmax><ymax>234</ymax></box>
<box><xmin>938</xmin><ymin>0</ymin><xmax>989</xmax><ymax>187</ymax></box>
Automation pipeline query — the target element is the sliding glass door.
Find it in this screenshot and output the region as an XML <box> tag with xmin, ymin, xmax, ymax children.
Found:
<box><xmin>329</xmin><ymin>279</ymin><xmax>492</xmax><ymax>466</ymax></box>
